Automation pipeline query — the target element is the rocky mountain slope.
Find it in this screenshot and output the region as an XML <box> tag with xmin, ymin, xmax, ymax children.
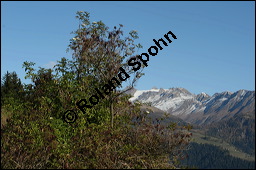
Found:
<box><xmin>128</xmin><ymin>87</ymin><xmax>255</xmax><ymax>125</ymax></box>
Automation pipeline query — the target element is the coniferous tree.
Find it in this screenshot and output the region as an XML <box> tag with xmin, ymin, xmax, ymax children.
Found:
<box><xmin>1</xmin><ymin>71</ymin><xmax>24</xmax><ymax>105</ymax></box>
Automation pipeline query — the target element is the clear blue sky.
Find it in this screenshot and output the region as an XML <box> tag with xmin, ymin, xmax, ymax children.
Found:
<box><xmin>1</xmin><ymin>1</ymin><xmax>255</xmax><ymax>96</ymax></box>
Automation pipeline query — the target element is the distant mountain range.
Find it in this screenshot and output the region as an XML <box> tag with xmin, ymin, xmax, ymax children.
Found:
<box><xmin>128</xmin><ymin>87</ymin><xmax>255</xmax><ymax>125</ymax></box>
<box><xmin>127</xmin><ymin>87</ymin><xmax>255</xmax><ymax>164</ymax></box>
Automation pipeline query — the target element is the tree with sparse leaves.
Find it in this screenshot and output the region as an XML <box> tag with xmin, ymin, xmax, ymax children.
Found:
<box><xmin>67</xmin><ymin>11</ymin><xmax>144</xmax><ymax>127</ymax></box>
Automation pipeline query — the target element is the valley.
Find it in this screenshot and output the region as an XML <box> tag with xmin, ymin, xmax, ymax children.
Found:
<box><xmin>191</xmin><ymin>129</ymin><xmax>255</xmax><ymax>161</ymax></box>
<box><xmin>128</xmin><ymin>87</ymin><xmax>255</xmax><ymax>167</ymax></box>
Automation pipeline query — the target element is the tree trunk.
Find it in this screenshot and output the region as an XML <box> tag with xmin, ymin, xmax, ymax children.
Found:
<box><xmin>111</xmin><ymin>101</ymin><xmax>114</xmax><ymax>128</ymax></box>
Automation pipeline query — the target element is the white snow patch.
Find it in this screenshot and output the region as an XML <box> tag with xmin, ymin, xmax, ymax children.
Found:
<box><xmin>129</xmin><ymin>90</ymin><xmax>147</xmax><ymax>101</ymax></box>
<box><xmin>155</xmin><ymin>94</ymin><xmax>193</xmax><ymax>112</ymax></box>
<box><xmin>219</xmin><ymin>97</ymin><xmax>228</xmax><ymax>102</ymax></box>
<box><xmin>149</xmin><ymin>89</ymin><xmax>160</xmax><ymax>92</ymax></box>
<box><xmin>157</xmin><ymin>98</ymin><xmax>184</xmax><ymax>111</ymax></box>
<box><xmin>201</xmin><ymin>92</ymin><xmax>207</xmax><ymax>96</ymax></box>
<box><xmin>240</xmin><ymin>90</ymin><xmax>246</xmax><ymax>96</ymax></box>
<box><xmin>129</xmin><ymin>89</ymin><xmax>162</xmax><ymax>101</ymax></box>
<box><xmin>198</xmin><ymin>106</ymin><xmax>206</xmax><ymax>112</ymax></box>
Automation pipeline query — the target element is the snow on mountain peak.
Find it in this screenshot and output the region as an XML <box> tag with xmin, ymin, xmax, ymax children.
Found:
<box><xmin>238</xmin><ymin>89</ymin><xmax>247</xmax><ymax>96</ymax></box>
<box><xmin>129</xmin><ymin>88</ymin><xmax>195</xmax><ymax>112</ymax></box>
<box><xmin>201</xmin><ymin>92</ymin><xmax>208</xmax><ymax>96</ymax></box>
<box><xmin>128</xmin><ymin>87</ymin><xmax>255</xmax><ymax>125</ymax></box>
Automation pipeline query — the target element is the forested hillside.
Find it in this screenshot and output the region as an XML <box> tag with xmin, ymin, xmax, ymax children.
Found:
<box><xmin>181</xmin><ymin>142</ymin><xmax>255</xmax><ymax>169</ymax></box>
<box><xmin>206</xmin><ymin>111</ymin><xmax>255</xmax><ymax>155</ymax></box>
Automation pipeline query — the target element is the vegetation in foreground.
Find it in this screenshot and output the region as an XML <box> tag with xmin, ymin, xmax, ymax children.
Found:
<box><xmin>1</xmin><ymin>11</ymin><xmax>192</xmax><ymax>169</ymax></box>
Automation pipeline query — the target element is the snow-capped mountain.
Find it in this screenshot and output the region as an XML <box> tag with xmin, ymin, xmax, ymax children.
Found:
<box><xmin>129</xmin><ymin>88</ymin><xmax>255</xmax><ymax>125</ymax></box>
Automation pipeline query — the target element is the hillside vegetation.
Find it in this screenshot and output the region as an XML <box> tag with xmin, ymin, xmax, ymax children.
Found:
<box><xmin>206</xmin><ymin>112</ymin><xmax>255</xmax><ymax>155</ymax></box>
<box><xmin>1</xmin><ymin>11</ymin><xmax>192</xmax><ymax>169</ymax></box>
<box><xmin>181</xmin><ymin>142</ymin><xmax>255</xmax><ymax>169</ymax></box>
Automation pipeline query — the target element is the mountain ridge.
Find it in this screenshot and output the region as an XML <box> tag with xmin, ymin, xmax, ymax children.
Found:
<box><xmin>128</xmin><ymin>87</ymin><xmax>255</xmax><ymax>125</ymax></box>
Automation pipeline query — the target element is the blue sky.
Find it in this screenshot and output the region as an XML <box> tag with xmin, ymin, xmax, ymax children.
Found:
<box><xmin>1</xmin><ymin>1</ymin><xmax>255</xmax><ymax>96</ymax></box>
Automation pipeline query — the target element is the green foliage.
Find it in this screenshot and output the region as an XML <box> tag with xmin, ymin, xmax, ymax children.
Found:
<box><xmin>2</xmin><ymin>95</ymin><xmax>192</xmax><ymax>168</ymax></box>
<box><xmin>68</xmin><ymin>11</ymin><xmax>144</xmax><ymax>90</ymax></box>
<box><xmin>1</xmin><ymin>71</ymin><xmax>24</xmax><ymax>105</ymax></box>
<box><xmin>1</xmin><ymin>11</ymin><xmax>192</xmax><ymax>169</ymax></box>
